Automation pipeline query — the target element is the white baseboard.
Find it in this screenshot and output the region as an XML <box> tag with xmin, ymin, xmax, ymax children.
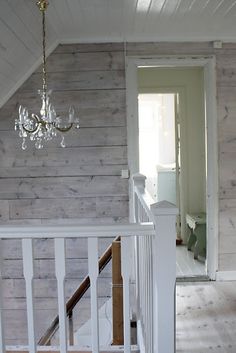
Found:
<box><xmin>216</xmin><ymin>271</ymin><xmax>236</xmax><ymax>281</ymax></box>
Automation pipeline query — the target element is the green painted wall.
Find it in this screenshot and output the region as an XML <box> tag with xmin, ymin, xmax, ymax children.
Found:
<box><xmin>138</xmin><ymin>67</ymin><xmax>206</xmax><ymax>240</ymax></box>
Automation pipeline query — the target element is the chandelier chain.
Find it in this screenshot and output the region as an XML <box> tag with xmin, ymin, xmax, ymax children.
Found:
<box><xmin>42</xmin><ymin>9</ymin><xmax>47</xmax><ymax>102</ymax></box>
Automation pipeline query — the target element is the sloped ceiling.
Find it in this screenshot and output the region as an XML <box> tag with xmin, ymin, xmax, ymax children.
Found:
<box><xmin>1</xmin><ymin>0</ymin><xmax>236</xmax><ymax>107</ymax></box>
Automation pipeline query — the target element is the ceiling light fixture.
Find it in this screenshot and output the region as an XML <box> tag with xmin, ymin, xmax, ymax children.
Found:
<box><xmin>15</xmin><ymin>0</ymin><xmax>79</xmax><ymax>150</ymax></box>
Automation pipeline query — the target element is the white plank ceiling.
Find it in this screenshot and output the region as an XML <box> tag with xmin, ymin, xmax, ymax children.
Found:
<box><xmin>1</xmin><ymin>0</ymin><xmax>236</xmax><ymax>106</ymax></box>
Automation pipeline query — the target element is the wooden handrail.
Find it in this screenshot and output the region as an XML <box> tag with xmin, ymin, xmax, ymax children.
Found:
<box><xmin>38</xmin><ymin>236</ymin><xmax>120</xmax><ymax>345</ymax></box>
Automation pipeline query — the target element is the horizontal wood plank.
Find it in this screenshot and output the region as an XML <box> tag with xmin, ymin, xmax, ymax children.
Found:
<box><xmin>14</xmin><ymin>89</ymin><xmax>126</xmax><ymax>110</ymax></box>
<box><xmin>0</xmin><ymin>164</ymin><xmax>128</xmax><ymax>178</ymax></box>
<box><xmin>126</xmin><ymin>41</ymin><xmax>214</xmax><ymax>55</ymax></box>
<box><xmin>21</xmin><ymin>70</ymin><xmax>125</xmax><ymax>92</ymax></box>
<box><xmin>37</xmin><ymin>51</ymin><xmax>124</xmax><ymax>72</ymax></box>
<box><xmin>0</xmin><ymin>127</ymin><xmax>127</xmax><ymax>150</ymax></box>
<box><xmin>0</xmin><ymin>146</ymin><xmax>127</xmax><ymax>169</ymax></box>
<box><xmin>0</xmin><ymin>106</ymin><xmax>126</xmax><ymax>131</ymax></box>
<box><xmin>54</xmin><ymin>43</ymin><xmax>124</xmax><ymax>53</ymax></box>
<box><xmin>0</xmin><ymin>176</ymin><xmax>128</xmax><ymax>199</ymax></box>
<box><xmin>9</xmin><ymin>196</ymin><xmax>128</xmax><ymax>219</ymax></box>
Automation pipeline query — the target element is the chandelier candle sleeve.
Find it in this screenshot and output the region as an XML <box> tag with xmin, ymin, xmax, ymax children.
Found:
<box><xmin>15</xmin><ymin>0</ymin><xmax>79</xmax><ymax>150</ymax></box>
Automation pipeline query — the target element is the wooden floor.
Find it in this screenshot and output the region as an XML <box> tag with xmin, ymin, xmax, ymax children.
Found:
<box><xmin>176</xmin><ymin>245</ymin><xmax>206</xmax><ymax>278</ymax></box>
<box><xmin>176</xmin><ymin>281</ymin><xmax>236</xmax><ymax>353</ymax></box>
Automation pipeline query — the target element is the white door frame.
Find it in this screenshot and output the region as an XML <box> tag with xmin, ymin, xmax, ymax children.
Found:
<box><xmin>126</xmin><ymin>56</ymin><xmax>218</xmax><ymax>280</ymax></box>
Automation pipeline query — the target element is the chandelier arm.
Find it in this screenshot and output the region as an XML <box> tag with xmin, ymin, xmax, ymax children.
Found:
<box><xmin>55</xmin><ymin>124</ymin><xmax>73</xmax><ymax>133</ymax></box>
<box><xmin>22</xmin><ymin>125</ymin><xmax>39</xmax><ymax>134</ymax></box>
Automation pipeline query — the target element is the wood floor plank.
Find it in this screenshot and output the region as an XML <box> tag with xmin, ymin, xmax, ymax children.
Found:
<box><xmin>176</xmin><ymin>246</ymin><xmax>205</xmax><ymax>278</ymax></box>
<box><xmin>176</xmin><ymin>282</ymin><xmax>236</xmax><ymax>353</ymax></box>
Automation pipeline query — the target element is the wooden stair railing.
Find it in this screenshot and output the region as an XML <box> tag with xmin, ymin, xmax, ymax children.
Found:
<box><xmin>38</xmin><ymin>236</ymin><xmax>120</xmax><ymax>346</ymax></box>
<box><xmin>112</xmin><ymin>240</ymin><xmax>123</xmax><ymax>345</ymax></box>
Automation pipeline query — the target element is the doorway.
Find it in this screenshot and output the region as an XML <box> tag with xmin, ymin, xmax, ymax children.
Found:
<box><xmin>126</xmin><ymin>57</ymin><xmax>218</xmax><ymax>280</ymax></box>
<box><xmin>138</xmin><ymin>67</ymin><xmax>206</xmax><ymax>278</ymax></box>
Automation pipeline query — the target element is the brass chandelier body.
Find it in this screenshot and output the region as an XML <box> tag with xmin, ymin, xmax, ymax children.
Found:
<box><xmin>15</xmin><ymin>0</ymin><xmax>79</xmax><ymax>150</ymax></box>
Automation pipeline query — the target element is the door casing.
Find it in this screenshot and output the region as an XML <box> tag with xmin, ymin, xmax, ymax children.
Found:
<box><xmin>126</xmin><ymin>56</ymin><xmax>218</xmax><ymax>280</ymax></box>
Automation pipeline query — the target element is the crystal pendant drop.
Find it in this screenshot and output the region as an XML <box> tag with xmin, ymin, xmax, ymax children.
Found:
<box><xmin>75</xmin><ymin>118</ymin><xmax>80</xmax><ymax>129</ymax></box>
<box><xmin>60</xmin><ymin>135</ymin><xmax>66</xmax><ymax>148</ymax></box>
<box><xmin>69</xmin><ymin>106</ymin><xmax>75</xmax><ymax>123</ymax></box>
<box><xmin>22</xmin><ymin>138</ymin><xmax>27</xmax><ymax>150</ymax></box>
<box><xmin>35</xmin><ymin>139</ymin><xmax>43</xmax><ymax>149</ymax></box>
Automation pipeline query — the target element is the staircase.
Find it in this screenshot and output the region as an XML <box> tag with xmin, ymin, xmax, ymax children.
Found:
<box><xmin>74</xmin><ymin>299</ymin><xmax>112</xmax><ymax>347</ymax></box>
<box><xmin>0</xmin><ymin>174</ymin><xmax>177</xmax><ymax>353</ymax></box>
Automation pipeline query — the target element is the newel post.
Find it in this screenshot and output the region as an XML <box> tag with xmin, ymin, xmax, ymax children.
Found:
<box><xmin>150</xmin><ymin>201</ymin><xmax>178</xmax><ymax>353</ymax></box>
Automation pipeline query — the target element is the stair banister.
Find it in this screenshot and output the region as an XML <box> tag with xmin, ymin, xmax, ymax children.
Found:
<box><xmin>0</xmin><ymin>173</ymin><xmax>177</xmax><ymax>353</ymax></box>
<box><xmin>132</xmin><ymin>173</ymin><xmax>178</xmax><ymax>353</ymax></box>
<box><xmin>38</xmin><ymin>236</ymin><xmax>118</xmax><ymax>345</ymax></box>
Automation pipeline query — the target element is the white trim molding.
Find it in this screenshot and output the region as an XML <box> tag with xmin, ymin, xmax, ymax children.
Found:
<box><xmin>126</xmin><ymin>55</ymin><xmax>219</xmax><ymax>281</ymax></box>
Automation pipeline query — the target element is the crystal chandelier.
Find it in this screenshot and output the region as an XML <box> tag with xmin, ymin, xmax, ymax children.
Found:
<box><xmin>15</xmin><ymin>0</ymin><xmax>79</xmax><ymax>150</ymax></box>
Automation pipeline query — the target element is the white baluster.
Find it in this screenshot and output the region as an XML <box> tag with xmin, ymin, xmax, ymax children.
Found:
<box><xmin>147</xmin><ymin>235</ymin><xmax>153</xmax><ymax>353</ymax></box>
<box><xmin>134</xmin><ymin>194</ymin><xmax>139</xmax><ymax>223</ymax></box>
<box><xmin>121</xmin><ymin>237</ymin><xmax>131</xmax><ymax>353</ymax></box>
<box><xmin>137</xmin><ymin>202</ymin><xmax>142</xmax><ymax>223</ymax></box>
<box><xmin>22</xmin><ymin>239</ymin><xmax>36</xmax><ymax>353</ymax></box>
<box><xmin>140</xmin><ymin>237</ymin><xmax>144</xmax><ymax>326</ymax></box>
<box><xmin>144</xmin><ymin>236</ymin><xmax>148</xmax><ymax>346</ymax></box>
<box><xmin>134</xmin><ymin>235</ymin><xmax>140</xmax><ymax>319</ymax></box>
<box><xmin>88</xmin><ymin>238</ymin><xmax>99</xmax><ymax>353</ymax></box>
<box><xmin>0</xmin><ymin>239</ymin><xmax>5</xmax><ymax>353</ymax></box>
<box><xmin>55</xmin><ymin>238</ymin><xmax>67</xmax><ymax>353</ymax></box>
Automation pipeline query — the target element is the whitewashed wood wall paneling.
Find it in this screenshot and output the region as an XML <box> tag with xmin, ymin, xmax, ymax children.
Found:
<box><xmin>0</xmin><ymin>42</ymin><xmax>127</xmax><ymax>344</ymax></box>
<box><xmin>1</xmin><ymin>39</ymin><xmax>236</xmax><ymax>341</ymax></box>
<box><xmin>0</xmin><ymin>42</ymin><xmax>128</xmax><ymax>225</ymax></box>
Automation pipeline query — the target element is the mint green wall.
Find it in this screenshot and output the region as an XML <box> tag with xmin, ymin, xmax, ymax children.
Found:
<box><xmin>138</xmin><ymin>67</ymin><xmax>206</xmax><ymax>241</ymax></box>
